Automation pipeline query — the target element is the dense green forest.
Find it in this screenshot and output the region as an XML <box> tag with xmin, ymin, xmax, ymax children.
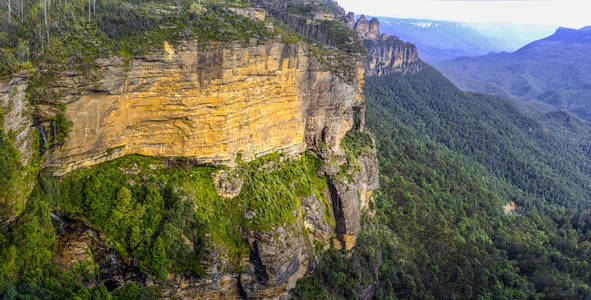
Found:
<box><xmin>294</xmin><ymin>66</ymin><xmax>591</xmax><ymax>298</ymax></box>
<box><xmin>0</xmin><ymin>151</ymin><xmax>331</xmax><ymax>297</ymax></box>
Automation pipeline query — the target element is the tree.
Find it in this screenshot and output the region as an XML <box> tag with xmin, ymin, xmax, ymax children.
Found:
<box><xmin>116</xmin><ymin>187</ymin><xmax>132</xmax><ymax>212</ymax></box>
<box><xmin>43</xmin><ymin>0</ymin><xmax>48</xmax><ymax>44</ymax></box>
<box><xmin>0</xmin><ymin>123</ymin><xmax>23</xmax><ymax>221</ymax></box>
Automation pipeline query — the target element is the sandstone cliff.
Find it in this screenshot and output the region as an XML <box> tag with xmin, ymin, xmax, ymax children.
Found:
<box><xmin>364</xmin><ymin>36</ymin><xmax>423</xmax><ymax>76</ymax></box>
<box><xmin>349</xmin><ymin>14</ymin><xmax>424</xmax><ymax>76</ymax></box>
<box><xmin>161</xmin><ymin>192</ymin><xmax>334</xmax><ymax>299</ymax></box>
<box><xmin>42</xmin><ymin>39</ymin><xmax>364</xmax><ymax>176</ymax></box>
<box><xmin>44</xmin><ymin>4</ymin><xmax>375</xmax><ymax>300</ymax></box>
<box><xmin>2</xmin><ymin>2</ymin><xmax>379</xmax><ymax>299</ymax></box>
<box><xmin>354</xmin><ymin>15</ymin><xmax>380</xmax><ymax>40</ymax></box>
<box><xmin>329</xmin><ymin>148</ymin><xmax>379</xmax><ymax>250</ymax></box>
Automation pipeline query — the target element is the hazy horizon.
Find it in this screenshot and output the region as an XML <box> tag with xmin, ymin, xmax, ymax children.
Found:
<box><xmin>336</xmin><ymin>0</ymin><xmax>591</xmax><ymax>28</ymax></box>
<box><xmin>366</xmin><ymin>16</ymin><xmax>558</xmax><ymax>30</ymax></box>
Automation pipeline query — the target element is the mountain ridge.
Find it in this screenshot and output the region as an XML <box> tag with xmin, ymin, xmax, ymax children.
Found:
<box><xmin>437</xmin><ymin>24</ymin><xmax>591</xmax><ymax>120</ymax></box>
<box><xmin>370</xmin><ymin>16</ymin><xmax>555</xmax><ymax>63</ymax></box>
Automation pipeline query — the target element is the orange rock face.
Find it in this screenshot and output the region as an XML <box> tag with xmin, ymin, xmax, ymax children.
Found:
<box><xmin>44</xmin><ymin>40</ymin><xmax>365</xmax><ymax>175</ymax></box>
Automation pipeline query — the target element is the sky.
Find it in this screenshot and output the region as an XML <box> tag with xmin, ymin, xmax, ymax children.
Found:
<box><xmin>336</xmin><ymin>0</ymin><xmax>591</xmax><ymax>28</ymax></box>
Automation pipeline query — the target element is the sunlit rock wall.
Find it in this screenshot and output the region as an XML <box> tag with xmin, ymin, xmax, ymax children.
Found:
<box><xmin>43</xmin><ymin>40</ymin><xmax>365</xmax><ymax>175</ymax></box>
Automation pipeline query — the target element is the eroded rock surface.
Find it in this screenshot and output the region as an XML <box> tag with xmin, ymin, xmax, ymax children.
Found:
<box><xmin>51</xmin><ymin>214</ymin><xmax>148</xmax><ymax>289</ymax></box>
<box><xmin>162</xmin><ymin>196</ymin><xmax>334</xmax><ymax>299</ymax></box>
<box><xmin>226</xmin><ymin>7</ymin><xmax>267</xmax><ymax>22</ymax></box>
<box><xmin>349</xmin><ymin>14</ymin><xmax>424</xmax><ymax>76</ymax></box>
<box><xmin>0</xmin><ymin>75</ymin><xmax>36</xmax><ymax>223</ymax></box>
<box><xmin>213</xmin><ymin>170</ymin><xmax>244</xmax><ymax>199</ymax></box>
<box><xmin>364</xmin><ymin>36</ymin><xmax>423</xmax><ymax>76</ymax></box>
<box><xmin>43</xmin><ymin>39</ymin><xmax>364</xmax><ymax>176</ymax></box>
<box><xmin>355</xmin><ymin>15</ymin><xmax>380</xmax><ymax>40</ymax></box>
<box><xmin>0</xmin><ymin>75</ymin><xmax>35</xmax><ymax>165</ymax></box>
<box><xmin>330</xmin><ymin>147</ymin><xmax>379</xmax><ymax>250</ymax></box>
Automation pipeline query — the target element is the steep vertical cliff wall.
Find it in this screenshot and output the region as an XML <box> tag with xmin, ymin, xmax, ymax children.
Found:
<box><xmin>329</xmin><ymin>147</ymin><xmax>379</xmax><ymax>250</ymax></box>
<box><xmin>364</xmin><ymin>37</ymin><xmax>423</xmax><ymax>76</ymax></box>
<box><xmin>0</xmin><ymin>75</ymin><xmax>36</xmax><ymax>223</ymax></box>
<box><xmin>38</xmin><ymin>10</ymin><xmax>375</xmax><ymax>300</ymax></box>
<box><xmin>350</xmin><ymin>14</ymin><xmax>424</xmax><ymax>76</ymax></box>
<box><xmin>43</xmin><ymin>40</ymin><xmax>365</xmax><ymax>176</ymax></box>
<box><xmin>0</xmin><ymin>76</ymin><xmax>35</xmax><ymax>166</ymax></box>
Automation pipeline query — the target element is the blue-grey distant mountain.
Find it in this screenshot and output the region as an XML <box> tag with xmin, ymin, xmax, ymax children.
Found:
<box><xmin>375</xmin><ymin>16</ymin><xmax>555</xmax><ymax>63</ymax></box>
<box><xmin>438</xmin><ymin>26</ymin><xmax>591</xmax><ymax>121</ymax></box>
<box><xmin>468</xmin><ymin>22</ymin><xmax>557</xmax><ymax>50</ymax></box>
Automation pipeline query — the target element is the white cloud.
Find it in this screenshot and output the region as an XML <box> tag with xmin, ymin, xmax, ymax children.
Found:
<box><xmin>336</xmin><ymin>0</ymin><xmax>591</xmax><ymax>28</ymax></box>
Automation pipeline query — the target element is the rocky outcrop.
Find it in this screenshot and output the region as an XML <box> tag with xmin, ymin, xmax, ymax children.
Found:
<box><xmin>363</xmin><ymin>36</ymin><xmax>423</xmax><ymax>76</ymax></box>
<box><xmin>49</xmin><ymin>146</ymin><xmax>378</xmax><ymax>299</ymax></box>
<box><xmin>346</xmin><ymin>12</ymin><xmax>356</xmax><ymax>29</ymax></box>
<box><xmin>354</xmin><ymin>15</ymin><xmax>380</xmax><ymax>40</ymax></box>
<box><xmin>213</xmin><ymin>170</ymin><xmax>244</xmax><ymax>199</ymax></box>
<box><xmin>161</xmin><ymin>194</ymin><xmax>334</xmax><ymax>299</ymax></box>
<box><xmin>155</xmin><ymin>145</ymin><xmax>378</xmax><ymax>299</ymax></box>
<box><xmin>0</xmin><ymin>75</ymin><xmax>36</xmax><ymax>223</ymax></box>
<box><xmin>330</xmin><ymin>146</ymin><xmax>379</xmax><ymax>250</ymax></box>
<box><xmin>51</xmin><ymin>214</ymin><xmax>148</xmax><ymax>289</ymax></box>
<box><xmin>226</xmin><ymin>7</ymin><xmax>267</xmax><ymax>22</ymax></box>
<box><xmin>43</xmin><ymin>39</ymin><xmax>364</xmax><ymax>176</ymax></box>
<box><xmin>349</xmin><ymin>14</ymin><xmax>423</xmax><ymax>76</ymax></box>
<box><xmin>0</xmin><ymin>75</ymin><xmax>35</xmax><ymax>165</ymax></box>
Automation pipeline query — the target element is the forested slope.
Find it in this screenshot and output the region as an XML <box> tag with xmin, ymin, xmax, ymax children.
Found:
<box><xmin>295</xmin><ymin>66</ymin><xmax>591</xmax><ymax>299</ymax></box>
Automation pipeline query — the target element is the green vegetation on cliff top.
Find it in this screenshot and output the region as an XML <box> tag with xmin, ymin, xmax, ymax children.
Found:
<box><xmin>1</xmin><ymin>0</ymin><xmax>364</xmax><ymax>97</ymax></box>
<box><xmin>1</xmin><ymin>0</ymin><xmax>277</xmax><ymax>105</ymax></box>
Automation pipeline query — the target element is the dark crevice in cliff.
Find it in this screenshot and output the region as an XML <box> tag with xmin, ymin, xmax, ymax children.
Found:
<box><xmin>321</xmin><ymin>126</ymin><xmax>329</xmax><ymax>144</ymax></box>
<box><xmin>353</xmin><ymin>106</ymin><xmax>365</xmax><ymax>131</ymax></box>
<box><xmin>237</xmin><ymin>274</ymin><xmax>248</xmax><ymax>299</ymax></box>
<box><xmin>328</xmin><ymin>181</ymin><xmax>346</xmax><ymax>243</ymax></box>
<box><xmin>249</xmin><ymin>240</ymin><xmax>269</xmax><ymax>284</ymax></box>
